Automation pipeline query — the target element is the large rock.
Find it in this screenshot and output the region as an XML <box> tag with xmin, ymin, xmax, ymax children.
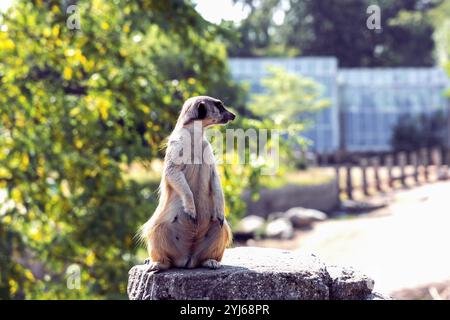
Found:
<box><xmin>340</xmin><ymin>199</ymin><xmax>386</xmax><ymax>214</ymax></box>
<box><xmin>127</xmin><ymin>247</ymin><xmax>387</xmax><ymax>300</ymax></box>
<box><xmin>233</xmin><ymin>215</ymin><xmax>266</xmax><ymax>240</ymax></box>
<box><xmin>267</xmin><ymin>211</ymin><xmax>285</xmax><ymax>221</ymax></box>
<box><xmin>327</xmin><ymin>265</ymin><xmax>374</xmax><ymax>300</ymax></box>
<box><xmin>285</xmin><ymin>207</ymin><xmax>327</xmax><ymax>228</ymax></box>
<box><xmin>243</xmin><ymin>179</ymin><xmax>339</xmax><ymax>218</ymax></box>
<box><xmin>264</xmin><ymin>218</ymin><xmax>294</xmax><ymax>239</ymax></box>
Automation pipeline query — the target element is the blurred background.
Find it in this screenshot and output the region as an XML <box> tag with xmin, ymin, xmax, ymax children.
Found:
<box><xmin>0</xmin><ymin>0</ymin><xmax>449</xmax><ymax>299</ymax></box>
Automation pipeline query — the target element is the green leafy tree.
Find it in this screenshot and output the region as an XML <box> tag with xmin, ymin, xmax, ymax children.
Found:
<box><xmin>249</xmin><ymin>67</ymin><xmax>329</xmax><ymax>129</ymax></box>
<box><xmin>230</xmin><ymin>0</ymin><xmax>439</xmax><ymax>67</ymax></box>
<box><xmin>427</xmin><ymin>0</ymin><xmax>450</xmax><ymax>68</ymax></box>
<box><xmin>0</xmin><ymin>0</ymin><xmax>240</xmax><ymax>299</ymax></box>
<box><xmin>214</xmin><ymin>116</ymin><xmax>279</xmax><ymax>225</ymax></box>
<box><xmin>248</xmin><ymin>67</ymin><xmax>329</xmax><ymax>167</ymax></box>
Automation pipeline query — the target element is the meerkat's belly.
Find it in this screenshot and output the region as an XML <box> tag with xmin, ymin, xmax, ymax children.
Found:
<box><xmin>183</xmin><ymin>164</ymin><xmax>215</xmax><ymax>217</ymax></box>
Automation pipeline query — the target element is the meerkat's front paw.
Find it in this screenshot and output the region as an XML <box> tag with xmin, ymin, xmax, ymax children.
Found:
<box><xmin>212</xmin><ymin>216</ymin><xmax>224</xmax><ymax>227</ymax></box>
<box><xmin>186</xmin><ymin>214</ymin><xmax>197</xmax><ymax>224</ymax></box>
<box><xmin>211</xmin><ymin>209</ymin><xmax>224</xmax><ymax>227</ymax></box>
<box><xmin>201</xmin><ymin>259</ymin><xmax>221</xmax><ymax>269</ymax></box>
<box><xmin>145</xmin><ymin>261</ymin><xmax>170</xmax><ymax>273</ymax></box>
<box><xmin>183</xmin><ymin>201</ymin><xmax>197</xmax><ymax>224</ymax></box>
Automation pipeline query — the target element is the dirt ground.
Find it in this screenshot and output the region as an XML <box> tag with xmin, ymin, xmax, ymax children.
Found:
<box><xmin>243</xmin><ymin>180</ymin><xmax>450</xmax><ymax>299</ymax></box>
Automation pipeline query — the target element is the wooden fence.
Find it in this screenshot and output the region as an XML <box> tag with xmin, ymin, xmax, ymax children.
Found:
<box><xmin>317</xmin><ymin>147</ymin><xmax>450</xmax><ymax>200</ymax></box>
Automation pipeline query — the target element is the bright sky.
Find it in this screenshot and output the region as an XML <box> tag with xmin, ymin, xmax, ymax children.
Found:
<box><xmin>0</xmin><ymin>0</ymin><xmax>13</xmax><ymax>12</ymax></box>
<box><xmin>193</xmin><ymin>0</ymin><xmax>250</xmax><ymax>24</ymax></box>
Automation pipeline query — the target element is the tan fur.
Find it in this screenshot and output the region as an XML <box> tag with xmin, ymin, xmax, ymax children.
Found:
<box><xmin>140</xmin><ymin>96</ymin><xmax>235</xmax><ymax>271</ymax></box>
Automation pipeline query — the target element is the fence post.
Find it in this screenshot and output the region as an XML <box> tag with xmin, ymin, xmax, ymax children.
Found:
<box><xmin>323</xmin><ymin>153</ymin><xmax>329</xmax><ymax>166</ymax></box>
<box><xmin>398</xmin><ymin>152</ymin><xmax>407</xmax><ymax>187</ymax></box>
<box><xmin>386</xmin><ymin>154</ymin><xmax>394</xmax><ymax>188</ymax></box>
<box><xmin>447</xmin><ymin>148</ymin><xmax>450</xmax><ymax>166</ymax></box>
<box><xmin>432</xmin><ymin>147</ymin><xmax>447</xmax><ymax>180</ymax></box>
<box><xmin>411</xmin><ymin>151</ymin><xmax>420</xmax><ymax>184</ymax></box>
<box><xmin>442</xmin><ymin>147</ymin><xmax>450</xmax><ymax>180</ymax></box>
<box><xmin>360</xmin><ymin>158</ymin><xmax>369</xmax><ymax>196</ymax></box>
<box><xmin>372</xmin><ymin>157</ymin><xmax>382</xmax><ymax>192</ymax></box>
<box><xmin>335</xmin><ymin>165</ymin><xmax>341</xmax><ymax>196</ymax></box>
<box><xmin>346</xmin><ymin>164</ymin><xmax>353</xmax><ymax>200</ymax></box>
<box><xmin>422</xmin><ymin>148</ymin><xmax>429</xmax><ymax>182</ymax></box>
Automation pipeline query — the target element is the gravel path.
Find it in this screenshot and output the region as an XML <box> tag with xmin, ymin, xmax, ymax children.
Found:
<box><xmin>245</xmin><ymin>180</ymin><xmax>450</xmax><ymax>297</ymax></box>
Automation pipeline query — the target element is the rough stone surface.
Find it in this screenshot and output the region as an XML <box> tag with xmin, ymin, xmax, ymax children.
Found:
<box><xmin>128</xmin><ymin>247</ymin><xmax>388</xmax><ymax>300</ymax></box>
<box><xmin>365</xmin><ymin>292</ymin><xmax>393</xmax><ymax>300</ymax></box>
<box><xmin>327</xmin><ymin>265</ymin><xmax>374</xmax><ymax>300</ymax></box>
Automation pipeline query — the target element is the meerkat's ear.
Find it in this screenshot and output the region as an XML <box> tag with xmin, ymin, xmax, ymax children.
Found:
<box><xmin>197</xmin><ymin>102</ymin><xmax>207</xmax><ymax>120</ymax></box>
<box><xmin>183</xmin><ymin>101</ymin><xmax>207</xmax><ymax>125</ymax></box>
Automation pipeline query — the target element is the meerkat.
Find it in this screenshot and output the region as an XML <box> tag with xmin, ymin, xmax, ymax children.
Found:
<box><xmin>140</xmin><ymin>96</ymin><xmax>235</xmax><ymax>271</ymax></box>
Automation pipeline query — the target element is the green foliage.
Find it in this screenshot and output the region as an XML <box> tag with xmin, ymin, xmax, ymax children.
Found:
<box><xmin>248</xmin><ymin>67</ymin><xmax>330</xmax><ymax>167</ymax></box>
<box><xmin>0</xmin><ymin>0</ymin><xmax>340</xmax><ymax>300</ymax></box>
<box><xmin>216</xmin><ymin>116</ymin><xmax>277</xmax><ymax>225</ymax></box>
<box><xmin>249</xmin><ymin>67</ymin><xmax>329</xmax><ymax>128</ymax></box>
<box><xmin>0</xmin><ymin>0</ymin><xmax>240</xmax><ymax>299</ymax></box>
<box><xmin>427</xmin><ymin>0</ymin><xmax>450</xmax><ymax>68</ymax></box>
<box><xmin>219</xmin><ymin>155</ymin><xmax>262</xmax><ymax>226</ymax></box>
<box><xmin>230</xmin><ymin>0</ymin><xmax>439</xmax><ymax>67</ymax></box>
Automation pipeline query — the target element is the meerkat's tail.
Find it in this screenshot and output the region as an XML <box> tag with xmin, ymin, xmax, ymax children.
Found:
<box><xmin>135</xmin><ymin>178</ymin><xmax>168</xmax><ymax>248</ymax></box>
<box><xmin>224</xmin><ymin>220</ymin><xmax>233</xmax><ymax>247</ymax></box>
<box><xmin>135</xmin><ymin>219</ymin><xmax>151</xmax><ymax>248</ymax></box>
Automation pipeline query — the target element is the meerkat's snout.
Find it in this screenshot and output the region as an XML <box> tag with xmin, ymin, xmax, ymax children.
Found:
<box><xmin>220</xmin><ymin>109</ymin><xmax>236</xmax><ymax>124</ymax></box>
<box><xmin>213</xmin><ymin>100</ymin><xmax>236</xmax><ymax>125</ymax></box>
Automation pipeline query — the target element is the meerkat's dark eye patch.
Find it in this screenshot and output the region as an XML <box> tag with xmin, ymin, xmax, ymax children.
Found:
<box><xmin>214</xmin><ymin>101</ymin><xmax>225</xmax><ymax>112</ymax></box>
<box><xmin>197</xmin><ymin>102</ymin><xmax>207</xmax><ymax>119</ymax></box>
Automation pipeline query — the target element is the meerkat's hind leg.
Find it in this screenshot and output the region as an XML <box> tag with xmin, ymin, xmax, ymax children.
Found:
<box><xmin>201</xmin><ymin>259</ymin><xmax>221</xmax><ymax>269</ymax></box>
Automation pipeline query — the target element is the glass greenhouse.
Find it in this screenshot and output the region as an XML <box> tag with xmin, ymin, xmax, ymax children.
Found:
<box><xmin>229</xmin><ymin>57</ymin><xmax>450</xmax><ymax>153</ymax></box>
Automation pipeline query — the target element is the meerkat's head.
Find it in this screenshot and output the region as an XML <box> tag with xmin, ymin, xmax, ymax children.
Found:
<box><xmin>177</xmin><ymin>96</ymin><xmax>236</xmax><ymax>128</ymax></box>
